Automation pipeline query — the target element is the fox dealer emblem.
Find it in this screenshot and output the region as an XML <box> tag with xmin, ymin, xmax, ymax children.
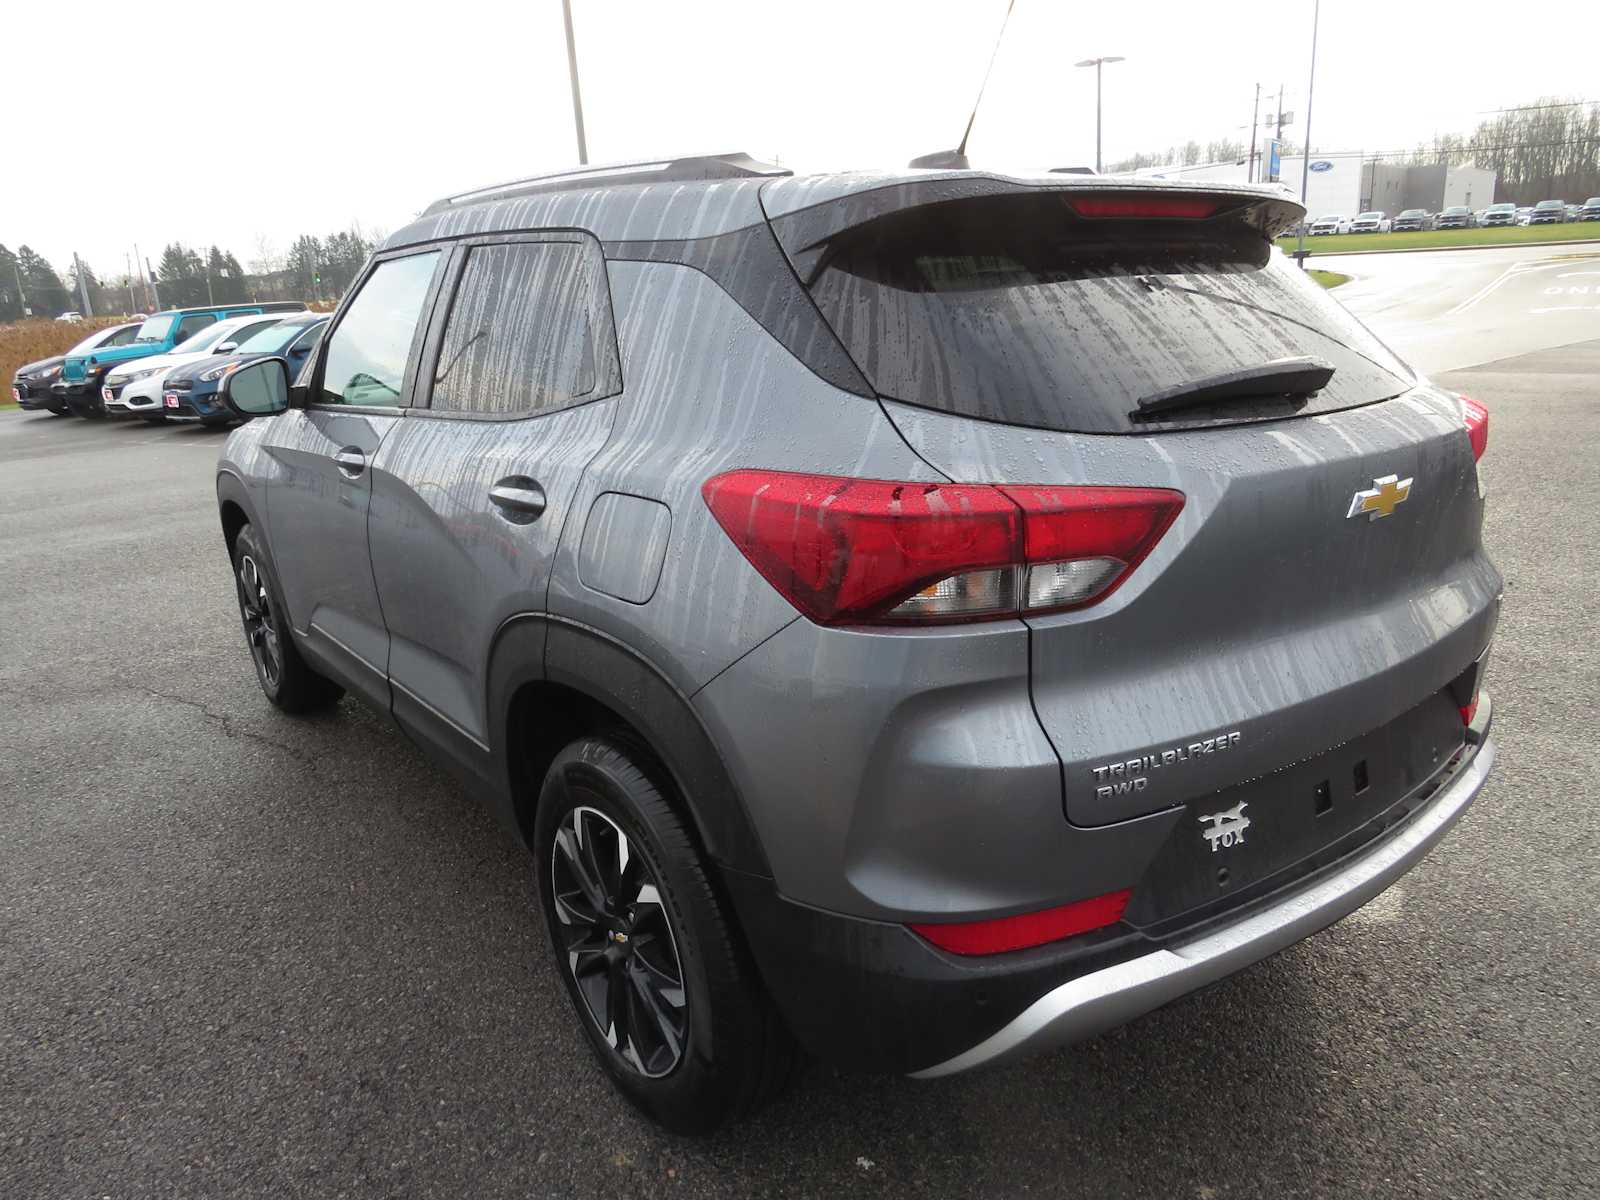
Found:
<box><xmin>1199</xmin><ymin>802</ymin><xmax>1252</xmax><ymax>852</ymax></box>
<box><xmin>1346</xmin><ymin>473</ymin><xmax>1413</xmax><ymax>520</ymax></box>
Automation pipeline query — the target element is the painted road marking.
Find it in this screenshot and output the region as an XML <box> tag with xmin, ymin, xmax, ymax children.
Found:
<box><xmin>1446</xmin><ymin>259</ymin><xmax>1588</xmax><ymax>317</ymax></box>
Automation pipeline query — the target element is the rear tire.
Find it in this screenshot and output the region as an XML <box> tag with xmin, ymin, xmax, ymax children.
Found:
<box><xmin>230</xmin><ymin>524</ymin><xmax>343</xmax><ymax>713</ymax></box>
<box><xmin>534</xmin><ymin>737</ymin><xmax>798</xmax><ymax>1134</ymax></box>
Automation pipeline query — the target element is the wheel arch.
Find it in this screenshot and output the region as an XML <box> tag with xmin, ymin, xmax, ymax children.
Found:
<box><xmin>488</xmin><ymin>614</ymin><xmax>772</xmax><ymax>879</ymax></box>
<box><xmin>216</xmin><ymin>470</ymin><xmax>259</xmax><ymax>559</ymax></box>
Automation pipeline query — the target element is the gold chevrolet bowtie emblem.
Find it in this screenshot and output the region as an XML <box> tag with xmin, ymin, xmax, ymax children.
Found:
<box><xmin>1346</xmin><ymin>474</ymin><xmax>1413</xmax><ymax>521</ymax></box>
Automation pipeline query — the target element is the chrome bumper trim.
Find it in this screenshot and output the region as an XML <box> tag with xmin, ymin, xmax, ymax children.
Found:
<box><xmin>912</xmin><ymin>706</ymin><xmax>1495</xmax><ymax>1079</ymax></box>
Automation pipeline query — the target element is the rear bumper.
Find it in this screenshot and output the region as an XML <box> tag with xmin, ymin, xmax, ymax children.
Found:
<box><xmin>911</xmin><ymin>695</ymin><xmax>1494</xmax><ymax>1077</ymax></box>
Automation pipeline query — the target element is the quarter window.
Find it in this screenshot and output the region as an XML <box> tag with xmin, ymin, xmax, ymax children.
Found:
<box><xmin>316</xmin><ymin>251</ymin><xmax>441</xmax><ymax>407</ymax></box>
<box><xmin>430</xmin><ymin>241</ymin><xmax>596</xmax><ymax>416</ymax></box>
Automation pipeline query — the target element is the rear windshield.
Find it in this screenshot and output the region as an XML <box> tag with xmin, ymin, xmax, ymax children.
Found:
<box><xmin>791</xmin><ymin>192</ymin><xmax>1414</xmax><ymax>434</ymax></box>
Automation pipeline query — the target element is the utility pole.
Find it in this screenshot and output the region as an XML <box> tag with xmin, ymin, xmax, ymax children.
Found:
<box><xmin>1248</xmin><ymin>83</ymin><xmax>1261</xmax><ymax>183</ymax></box>
<box><xmin>1295</xmin><ymin>0</ymin><xmax>1321</xmax><ymax>268</ymax></box>
<box><xmin>561</xmin><ymin>0</ymin><xmax>589</xmax><ymax>164</ymax></box>
<box><xmin>1275</xmin><ymin>84</ymin><xmax>1286</xmax><ymax>148</ymax></box>
<box><xmin>125</xmin><ymin>252</ymin><xmax>136</xmax><ymax>313</ymax></box>
<box><xmin>206</xmin><ymin>260</ymin><xmax>214</xmax><ymax>306</ymax></box>
<box><xmin>13</xmin><ymin>258</ymin><xmax>28</xmax><ymax>317</ymax></box>
<box><xmin>144</xmin><ymin>252</ymin><xmax>161</xmax><ymax>311</ymax></box>
<box><xmin>73</xmin><ymin>252</ymin><xmax>95</xmax><ymax>317</ymax></box>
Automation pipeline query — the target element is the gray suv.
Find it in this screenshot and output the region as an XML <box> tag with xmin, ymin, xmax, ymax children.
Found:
<box><xmin>212</xmin><ymin>155</ymin><xmax>1500</xmax><ymax>1133</ymax></box>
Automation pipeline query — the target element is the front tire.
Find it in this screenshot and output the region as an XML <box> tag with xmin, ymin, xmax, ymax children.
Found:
<box><xmin>534</xmin><ymin>737</ymin><xmax>798</xmax><ymax>1134</ymax></box>
<box><xmin>230</xmin><ymin>524</ymin><xmax>343</xmax><ymax>713</ymax></box>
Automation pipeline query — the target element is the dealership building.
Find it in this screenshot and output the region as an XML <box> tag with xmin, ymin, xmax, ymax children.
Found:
<box><xmin>1122</xmin><ymin>151</ymin><xmax>1496</xmax><ymax>216</ymax></box>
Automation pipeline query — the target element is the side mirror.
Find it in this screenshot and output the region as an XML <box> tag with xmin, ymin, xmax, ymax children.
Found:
<box><xmin>215</xmin><ymin>341</ymin><xmax>238</xmax><ymax>353</ymax></box>
<box><xmin>219</xmin><ymin>356</ymin><xmax>290</xmax><ymax>419</ymax></box>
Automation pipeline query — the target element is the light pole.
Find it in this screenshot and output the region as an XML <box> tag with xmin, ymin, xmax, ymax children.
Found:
<box><xmin>1075</xmin><ymin>55</ymin><xmax>1125</xmax><ymax>174</ymax></box>
<box><xmin>1294</xmin><ymin>0</ymin><xmax>1321</xmax><ymax>268</ymax></box>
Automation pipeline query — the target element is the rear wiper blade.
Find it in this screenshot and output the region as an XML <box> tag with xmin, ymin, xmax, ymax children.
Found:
<box><xmin>1135</xmin><ymin>355</ymin><xmax>1335</xmax><ymax>416</ymax></box>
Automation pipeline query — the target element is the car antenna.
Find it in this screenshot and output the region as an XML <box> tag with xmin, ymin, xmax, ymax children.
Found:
<box><xmin>908</xmin><ymin>0</ymin><xmax>1016</xmax><ymax>169</ymax></box>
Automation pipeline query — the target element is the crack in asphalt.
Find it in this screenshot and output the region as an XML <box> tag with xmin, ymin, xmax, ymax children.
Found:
<box><xmin>127</xmin><ymin>684</ymin><xmax>328</xmax><ymax>773</ymax></box>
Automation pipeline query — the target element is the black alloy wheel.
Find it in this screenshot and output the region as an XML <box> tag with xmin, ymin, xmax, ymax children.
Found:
<box><xmin>550</xmin><ymin>804</ymin><xmax>689</xmax><ymax>1078</ymax></box>
<box><xmin>534</xmin><ymin>737</ymin><xmax>799</xmax><ymax>1133</ymax></box>
<box><xmin>235</xmin><ymin>551</ymin><xmax>282</xmax><ymax>691</ymax></box>
<box><xmin>229</xmin><ymin>524</ymin><xmax>343</xmax><ymax>713</ymax></box>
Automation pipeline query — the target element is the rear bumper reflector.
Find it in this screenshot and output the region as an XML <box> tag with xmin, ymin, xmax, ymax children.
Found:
<box><xmin>910</xmin><ymin>890</ymin><xmax>1132</xmax><ymax>956</ymax></box>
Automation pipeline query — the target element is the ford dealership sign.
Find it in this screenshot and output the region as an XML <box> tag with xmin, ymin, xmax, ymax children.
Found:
<box><xmin>1309</xmin><ymin>160</ymin><xmax>1334</xmax><ymax>172</ymax></box>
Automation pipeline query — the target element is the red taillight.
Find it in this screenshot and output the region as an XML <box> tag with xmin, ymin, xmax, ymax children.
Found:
<box><xmin>910</xmin><ymin>890</ymin><xmax>1132</xmax><ymax>955</ymax></box>
<box><xmin>1459</xmin><ymin>698</ymin><xmax>1479</xmax><ymax>726</ymax></box>
<box><xmin>1461</xmin><ymin>394</ymin><xmax>1488</xmax><ymax>462</ymax></box>
<box><xmin>1066</xmin><ymin>194</ymin><xmax>1224</xmax><ymax>220</ymax></box>
<box><xmin>701</xmin><ymin>471</ymin><xmax>1184</xmax><ymax>626</ymax></box>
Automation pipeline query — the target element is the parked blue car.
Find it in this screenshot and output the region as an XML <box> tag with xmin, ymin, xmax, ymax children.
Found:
<box><xmin>160</xmin><ymin>313</ymin><xmax>329</xmax><ymax>426</ymax></box>
<box><xmin>57</xmin><ymin>301</ymin><xmax>307</xmax><ymax>417</ymax></box>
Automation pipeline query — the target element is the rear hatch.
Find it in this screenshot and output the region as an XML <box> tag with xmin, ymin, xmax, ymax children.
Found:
<box><xmin>764</xmin><ymin>176</ymin><xmax>1499</xmax><ymax>830</ymax></box>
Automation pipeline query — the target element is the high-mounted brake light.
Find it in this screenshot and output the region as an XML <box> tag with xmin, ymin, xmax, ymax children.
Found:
<box><xmin>1066</xmin><ymin>194</ymin><xmax>1224</xmax><ymax>220</ymax></box>
<box><xmin>910</xmin><ymin>889</ymin><xmax>1132</xmax><ymax>955</ymax></box>
<box><xmin>1461</xmin><ymin>394</ymin><xmax>1488</xmax><ymax>462</ymax></box>
<box><xmin>701</xmin><ymin>471</ymin><xmax>1184</xmax><ymax>626</ymax></box>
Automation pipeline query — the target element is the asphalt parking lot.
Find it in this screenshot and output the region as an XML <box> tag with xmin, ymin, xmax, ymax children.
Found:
<box><xmin>4</xmin><ymin>333</ymin><xmax>1599</xmax><ymax>1196</ymax></box>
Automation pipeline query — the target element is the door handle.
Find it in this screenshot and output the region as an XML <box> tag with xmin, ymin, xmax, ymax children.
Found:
<box><xmin>489</xmin><ymin>477</ymin><xmax>547</xmax><ymax>521</ymax></box>
<box><xmin>333</xmin><ymin>447</ymin><xmax>366</xmax><ymax>477</ymax></box>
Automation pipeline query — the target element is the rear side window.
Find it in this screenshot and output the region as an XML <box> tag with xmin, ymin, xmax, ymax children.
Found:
<box><xmin>104</xmin><ymin>325</ymin><xmax>141</xmax><ymax>347</ymax></box>
<box><xmin>429</xmin><ymin>241</ymin><xmax>596</xmax><ymax>416</ymax></box>
<box><xmin>787</xmin><ymin>192</ymin><xmax>1414</xmax><ymax>433</ymax></box>
<box><xmin>223</xmin><ymin>319</ymin><xmax>281</xmax><ymax>347</ymax></box>
<box><xmin>174</xmin><ymin>313</ymin><xmax>217</xmax><ymax>341</ymax></box>
<box><xmin>317</xmin><ymin>251</ymin><xmax>441</xmax><ymax>407</ymax></box>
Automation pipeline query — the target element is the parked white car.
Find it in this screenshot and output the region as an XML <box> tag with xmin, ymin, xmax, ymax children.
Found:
<box><xmin>102</xmin><ymin>313</ymin><xmax>289</xmax><ymax>421</ymax></box>
<box><xmin>1307</xmin><ymin>213</ymin><xmax>1350</xmax><ymax>235</ymax></box>
<box><xmin>1349</xmin><ymin>211</ymin><xmax>1390</xmax><ymax>233</ymax></box>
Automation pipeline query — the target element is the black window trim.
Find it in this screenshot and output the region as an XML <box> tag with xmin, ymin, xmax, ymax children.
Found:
<box><xmin>304</xmin><ymin>245</ymin><xmax>451</xmax><ymax>416</ymax></box>
<box><xmin>409</xmin><ymin>229</ymin><xmax>623</xmax><ymax>425</ymax></box>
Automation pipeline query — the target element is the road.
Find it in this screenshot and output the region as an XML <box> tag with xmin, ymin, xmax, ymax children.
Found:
<box><xmin>1314</xmin><ymin>243</ymin><xmax>1600</xmax><ymax>374</ymax></box>
<box><xmin>3</xmin><ymin>257</ymin><xmax>1599</xmax><ymax>1198</ymax></box>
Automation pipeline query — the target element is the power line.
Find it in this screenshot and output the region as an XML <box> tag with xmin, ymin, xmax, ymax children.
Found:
<box><xmin>1475</xmin><ymin>99</ymin><xmax>1599</xmax><ymax>114</ymax></box>
<box><xmin>1360</xmin><ymin>136</ymin><xmax>1600</xmax><ymax>159</ymax></box>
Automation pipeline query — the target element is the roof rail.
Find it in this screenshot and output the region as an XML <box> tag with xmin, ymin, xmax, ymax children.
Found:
<box><xmin>422</xmin><ymin>153</ymin><xmax>792</xmax><ymax>215</ymax></box>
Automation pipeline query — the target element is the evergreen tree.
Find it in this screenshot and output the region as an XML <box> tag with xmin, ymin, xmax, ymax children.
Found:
<box><xmin>205</xmin><ymin>246</ymin><xmax>247</xmax><ymax>304</ymax></box>
<box><xmin>286</xmin><ymin>235</ymin><xmax>323</xmax><ymax>301</ymax></box>
<box><xmin>16</xmin><ymin>246</ymin><xmax>70</xmax><ymax>316</ymax></box>
<box><xmin>223</xmin><ymin>251</ymin><xmax>248</xmax><ymax>301</ymax></box>
<box><xmin>158</xmin><ymin>243</ymin><xmax>206</xmax><ymax>307</ymax></box>
<box><xmin>0</xmin><ymin>244</ymin><xmax>22</xmax><ymax>321</ymax></box>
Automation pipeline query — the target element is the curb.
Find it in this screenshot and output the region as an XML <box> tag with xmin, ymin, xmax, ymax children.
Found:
<box><xmin>1278</xmin><ymin>237</ymin><xmax>1600</xmax><ymax>258</ymax></box>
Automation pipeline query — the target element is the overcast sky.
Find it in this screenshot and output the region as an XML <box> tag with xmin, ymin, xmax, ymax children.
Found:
<box><xmin>7</xmin><ymin>0</ymin><xmax>1598</xmax><ymax>280</ymax></box>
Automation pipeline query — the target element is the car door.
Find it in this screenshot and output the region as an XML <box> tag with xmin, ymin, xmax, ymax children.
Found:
<box><xmin>366</xmin><ymin>233</ymin><xmax>620</xmax><ymax>764</ymax></box>
<box><xmin>259</xmin><ymin>248</ymin><xmax>446</xmax><ymax>710</ymax></box>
